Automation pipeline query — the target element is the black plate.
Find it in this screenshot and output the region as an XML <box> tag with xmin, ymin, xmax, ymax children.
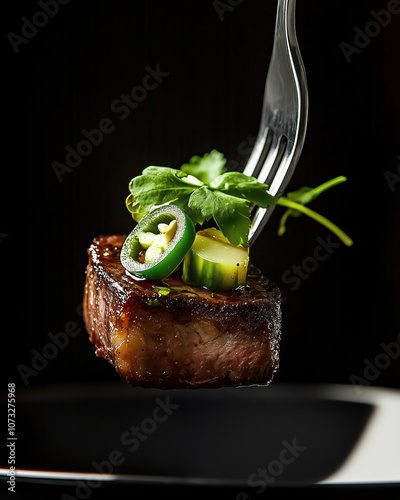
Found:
<box><xmin>1</xmin><ymin>382</ymin><xmax>399</xmax><ymax>495</ymax></box>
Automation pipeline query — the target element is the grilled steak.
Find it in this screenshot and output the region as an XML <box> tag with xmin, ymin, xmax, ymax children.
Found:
<box><xmin>83</xmin><ymin>235</ymin><xmax>282</xmax><ymax>389</ymax></box>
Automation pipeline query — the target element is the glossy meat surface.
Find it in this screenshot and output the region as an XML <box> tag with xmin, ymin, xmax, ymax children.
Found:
<box><xmin>83</xmin><ymin>235</ymin><xmax>282</xmax><ymax>388</ymax></box>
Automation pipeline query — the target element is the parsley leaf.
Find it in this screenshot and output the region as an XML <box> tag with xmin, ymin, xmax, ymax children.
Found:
<box><xmin>188</xmin><ymin>186</ymin><xmax>251</xmax><ymax>246</ymax></box>
<box><xmin>210</xmin><ymin>171</ymin><xmax>277</xmax><ymax>207</ymax></box>
<box><xmin>126</xmin><ymin>166</ymin><xmax>203</xmax><ymax>222</ymax></box>
<box><xmin>180</xmin><ymin>150</ymin><xmax>227</xmax><ymax>184</ymax></box>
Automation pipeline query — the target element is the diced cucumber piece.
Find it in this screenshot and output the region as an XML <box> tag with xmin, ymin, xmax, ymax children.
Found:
<box><xmin>182</xmin><ymin>228</ymin><xmax>249</xmax><ymax>291</ymax></box>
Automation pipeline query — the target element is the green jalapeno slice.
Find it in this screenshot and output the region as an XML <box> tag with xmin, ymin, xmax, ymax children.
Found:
<box><xmin>120</xmin><ymin>205</ymin><xmax>196</xmax><ymax>280</ymax></box>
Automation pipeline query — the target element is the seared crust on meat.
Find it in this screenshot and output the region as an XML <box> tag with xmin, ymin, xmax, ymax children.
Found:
<box><xmin>83</xmin><ymin>235</ymin><xmax>281</xmax><ymax>389</ymax></box>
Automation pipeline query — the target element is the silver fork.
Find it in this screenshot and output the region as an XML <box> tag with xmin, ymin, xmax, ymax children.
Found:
<box><xmin>243</xmin><ymin>0</ymin><xmax>308</xmax><ymax>246</ymax></box>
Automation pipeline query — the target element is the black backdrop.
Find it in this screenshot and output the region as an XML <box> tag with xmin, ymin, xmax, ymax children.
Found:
<box><xmin>2</xmin><ymin>0</ymin><xmax>400</xmax><ymax>393</ymax></box>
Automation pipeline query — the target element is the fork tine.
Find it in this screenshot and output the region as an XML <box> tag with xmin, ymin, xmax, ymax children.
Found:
<box><xmin>268</xmin><ymin>137</ymin><xmax>296</xmax><ymax>197</ymax></box>
<box><xmin>248</xmin><ymin>136</ymin><xmax>297</xmax><ymax>245</ymax></box>
<box><xmin>242</xmin><ymin>128</ymin><xmax>270</xmax><ymax>178</ymax></box>
<box><xmin>243</xmin><ymin>129</ymin><xmax>286</xmax><ymax>188</ymax></box>
<box><xmin>255</xmin><ymin>133</ymin><xmax>286</xmax><ymax>186</ymax></box>
<box><xmin>248</xmin><ymin>205</ymin><xmax>276</xmax><ymax>246</ymax></box>
<box><xmin>247</xmin><ymin>136</ymin><xmax>295</xmax><ymax>245</ymax></box>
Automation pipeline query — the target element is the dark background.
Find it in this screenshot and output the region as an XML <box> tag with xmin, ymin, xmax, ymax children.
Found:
<box><xmin>2</xmin><ymin>1</ymin><xmax>399</xmax><ymax>397</ymax></box>
<box><xmin>2</xmin><ymin>1</ymin><xmax>400</xmax><ymax>498</ymax></box>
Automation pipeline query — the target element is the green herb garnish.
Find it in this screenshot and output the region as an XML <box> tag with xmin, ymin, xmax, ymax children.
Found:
<box><xmin>276</xmin><ymin>177</ymin><xmax>353</xmax><ymax>247</ymax></box>
<box><xmin>126</xmin><ymin>150</ymin><xmax>353</xmax><ymax>247</ymax></box>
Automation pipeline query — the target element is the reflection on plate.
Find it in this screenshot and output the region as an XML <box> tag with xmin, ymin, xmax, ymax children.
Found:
<box><xmin>1</xmin><ymin>383</ymin><xmax>399</xmax><ymax>489</ymax></box>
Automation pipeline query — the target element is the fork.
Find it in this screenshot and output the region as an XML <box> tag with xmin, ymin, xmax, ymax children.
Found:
<box><xmin>243</xmin><ymin>0</ymin><xmax>308</xmax><ymax>246</ymax></box>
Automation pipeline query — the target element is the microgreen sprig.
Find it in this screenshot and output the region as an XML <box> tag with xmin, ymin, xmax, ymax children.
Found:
<box><xmin>277</xmin><ymin>176</ymin><xmax>353</xmax><ymax>246</ymax></box>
